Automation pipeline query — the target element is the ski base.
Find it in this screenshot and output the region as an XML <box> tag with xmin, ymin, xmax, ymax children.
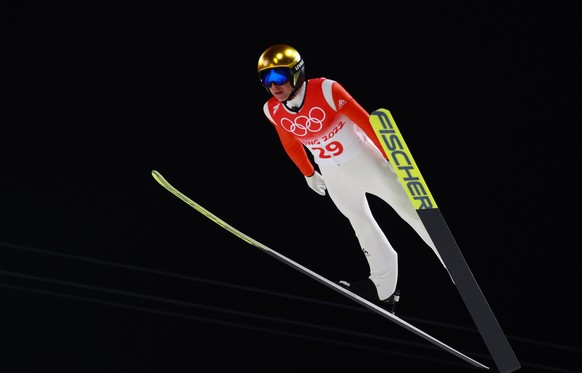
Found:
<box><xmin>369</xmin><ymin>108</ymin><xmax>520</xmax><ymax>373</ymax></box>
<box><xmin>152</xmin><ymin>170</ymin><xmax>489</xmax><ymax>370</ymax></box>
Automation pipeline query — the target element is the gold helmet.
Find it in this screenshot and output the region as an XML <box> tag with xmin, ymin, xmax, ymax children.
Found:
<box><xmin>257</xmin><ymin>44</ymin><xmax>305</xmax><ymax>91</ymax></box>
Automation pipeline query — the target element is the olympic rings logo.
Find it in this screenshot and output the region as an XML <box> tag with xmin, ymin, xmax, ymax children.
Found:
<box><xmin>279</xmin><ymin>107</ymin><xmax>326</xmax><ymax>137</ymax></box>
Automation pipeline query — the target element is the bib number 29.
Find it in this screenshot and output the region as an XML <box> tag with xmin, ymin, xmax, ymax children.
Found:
<box><xmin>313</xmin><ymin>141</ymin><xmax>343</xmax><ymax>159</ymax></box>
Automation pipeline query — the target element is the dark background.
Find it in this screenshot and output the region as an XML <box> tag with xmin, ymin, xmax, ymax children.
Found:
<box><xmin>2</xmin><ymin>3</ymin><xmax>579</xmax><ymax>373</ymax></box>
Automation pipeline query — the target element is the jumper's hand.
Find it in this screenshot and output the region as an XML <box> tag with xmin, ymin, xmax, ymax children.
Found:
<box><xmin>305</xmin><ymin>171</ymin><xmax>327</xmax><ymax>196</ymax></box>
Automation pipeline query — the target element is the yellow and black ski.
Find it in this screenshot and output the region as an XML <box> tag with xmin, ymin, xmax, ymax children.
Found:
<box><xmin>151</xmin><ymin>169</ymin><xmax>488</xmax><ymax>370</ymax></box>
<box><xmin>369</xmin><ymin>108</ymin><xmax>520</xmax><ymax>373</ymax></box>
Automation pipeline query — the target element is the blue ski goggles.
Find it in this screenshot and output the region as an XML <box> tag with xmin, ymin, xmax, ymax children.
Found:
<box><xmin>260</xmin><ymin>68</ymin><xmax>292</xmax><ymax>88</ymax></box>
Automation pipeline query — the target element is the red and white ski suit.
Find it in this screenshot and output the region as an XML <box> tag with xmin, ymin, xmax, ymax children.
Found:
<box><xmin>263</xmin><ymin>78</ymin><xmax>444</xmax><ymax>300</ymax></box>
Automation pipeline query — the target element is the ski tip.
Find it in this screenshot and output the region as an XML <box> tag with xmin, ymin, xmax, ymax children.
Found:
<box><xmin>372</xmin><ymin>108</ymin><xmax>390</xmax><ymax>115</ymax></box>
<box><xmin>151</xmin><ymin>170</ymin><xmax>165</xmax><ymax>184</ymax></box>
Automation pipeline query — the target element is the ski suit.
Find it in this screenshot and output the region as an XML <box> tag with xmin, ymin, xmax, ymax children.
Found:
<box><xmin>262</xmin><ymin>77</ymin><xmax>445</xmax><ymax>301</ymax></box>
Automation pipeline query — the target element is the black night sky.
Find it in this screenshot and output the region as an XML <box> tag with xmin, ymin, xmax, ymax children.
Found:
<box><xmin>2</xmin><ymin>3</ymin><xmax>580</xmax><ymax>373</ymax></box>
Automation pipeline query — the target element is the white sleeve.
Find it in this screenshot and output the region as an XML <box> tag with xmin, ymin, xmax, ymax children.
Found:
<box><xmin>263</xmin><ymin>102</ymin><xmax>275</xmax><ymax>124</ymax></box>
<box><xmin>321</xmin><ymin>79</ymin><xmax>337</xmax><ymax>111</ymax></box>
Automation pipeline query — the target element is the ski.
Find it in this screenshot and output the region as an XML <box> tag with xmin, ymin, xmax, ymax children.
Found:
<box><xmin>369</xmin><ymin>108</ymin><xmax>520</xmax><ymax>373</ymax></box>
<box><xmin>151</xmin><ymin>169</ymin><xmax>489</xmax><ymax>369</ymax></box>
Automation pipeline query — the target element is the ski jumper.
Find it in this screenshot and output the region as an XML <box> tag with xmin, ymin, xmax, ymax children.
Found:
<box><xmin>263</xmin><ymin>78</ymin><xmax>445</xmax><ymax>300</ymax></box>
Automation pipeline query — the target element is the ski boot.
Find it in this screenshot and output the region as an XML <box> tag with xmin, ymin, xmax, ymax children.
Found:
<box><xmin>381</xmin><ymin>289</ymin><xmax>400</xmax><ymax>314</ymax></box>
<box><xmin>338</xmin><ymin>279</ymin><xmax>400</xmax><ymax>314</ymax></box>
